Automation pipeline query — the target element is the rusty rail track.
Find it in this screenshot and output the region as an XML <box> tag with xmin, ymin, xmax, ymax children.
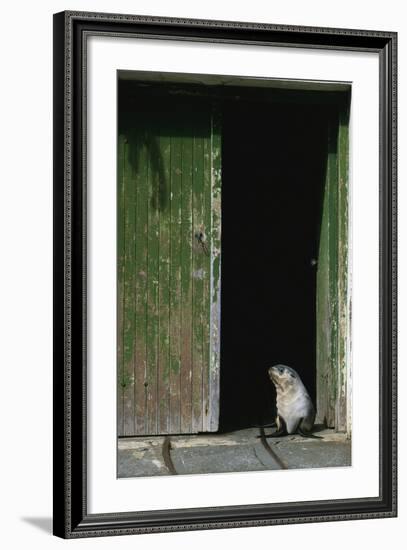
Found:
<box><xmin>162</xmin><ymin>436</ymin><xmax>178</xmax><ymax>475</ymax></box>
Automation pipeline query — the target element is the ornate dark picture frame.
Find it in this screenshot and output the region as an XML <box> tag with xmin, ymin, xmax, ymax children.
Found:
<box><xmin>53</xmin><ymin>10</ymin><xmax>397</xmax><ymax>538</ymax></box>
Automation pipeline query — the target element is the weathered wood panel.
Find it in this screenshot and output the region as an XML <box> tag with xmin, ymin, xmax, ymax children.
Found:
<box><xmin>327</xmin><ymin>118</ymin><xmax>339</xmax><ymax>429</ymax></box>
<box><xmin>316</xmin><ymin>104</ymin><xmax>350</xmax><ymax>432</ymax></box>
<box><xmin>208</xmin><ymin>108</ymin><xmax>222</xmax><ymax>431</ymax></box>
<box><xmin>337</xmin><ymin>106</ymin><xmax>350</xmax><ymax>434</ymax></box>
<box><xmin>122</xmin><ymin>135</ymin><xmax>136</xmax><ymax>436</ymax></box>
<box><xmin>180</xmin><ymin>133</ymin><xmax>194</xmax><ymax>433</ymax></box>
<box><xmin>157</xmin><ymin>130</ymin><xmax>171</xmax><ymax>434</ymax></box>
<box><xmin>118</xmin><ymin>101</ymin><xmax>221</xmax><ymax>436</ymax></box>
<box><xmin>316</xmin><ymin>120</ymin><xmax>335</xmax><ymax>427</ymax></box>
<box><xmin>134</xmin><ymin>128</ymin><xmax>148</xmax><ymax>434</ymax></box>
<box><xmin>117</xmin><ymin>134</ymin><xmax>125</xmax><ymax>436</ymax></box>
<box><xmin>145</xmin><ymin>123</ymin><xmax>160</xmax><ymax>435</ymax></box>
<box><xmin>192</xmin><ymin>130</ymin><xmax>205</xmax><ymax>432</ymax></box>
<box><xmin>169</xmin><ymin>131</ymin><xmax>182</xmax><ymax>433</ymax></box>
<box><xmin>317</xmin><ymin>117</ymin><xmax>339</xmax><ymax>429</ymax></box>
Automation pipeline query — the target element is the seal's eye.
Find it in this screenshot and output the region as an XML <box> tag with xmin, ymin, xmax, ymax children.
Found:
<box><xmin>289</xmin><ymin>373</ymin><xmax>296</xmax><ymax>378</ymax></box>
<box><xmin>278</xmin><ymin>367</ymin><xmax>284</xmax><ymax>373</ymax></box>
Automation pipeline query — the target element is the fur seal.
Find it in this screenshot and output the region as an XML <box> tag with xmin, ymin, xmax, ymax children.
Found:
<box><xmin>265</xmin><ymin>364</ymin><xmax>321</xmax><ymax>439</ymax></box>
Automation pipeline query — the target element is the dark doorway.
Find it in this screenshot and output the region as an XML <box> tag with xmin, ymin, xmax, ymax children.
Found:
<box><xmin>219</xmin><ymin>98</ymin><xmax>330</xmax><ymax>432</ymax></box>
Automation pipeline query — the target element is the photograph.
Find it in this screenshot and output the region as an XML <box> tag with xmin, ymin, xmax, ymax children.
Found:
<box><xmin>116</xmin><ymin>71</ymin><xmax>352</xmax><ymax>477</ymax></box>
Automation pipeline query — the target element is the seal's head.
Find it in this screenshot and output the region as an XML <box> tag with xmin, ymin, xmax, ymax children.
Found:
<box><xmin>268</xmin><ymin>364</ymin><xmax>299</xmax><ymax>389</ymax></box>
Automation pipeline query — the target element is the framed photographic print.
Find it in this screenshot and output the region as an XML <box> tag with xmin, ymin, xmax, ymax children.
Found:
<box><xmin>53</xmin><ymin>10</ymin><xmax>397</xmax><ymax>538</ymax></box>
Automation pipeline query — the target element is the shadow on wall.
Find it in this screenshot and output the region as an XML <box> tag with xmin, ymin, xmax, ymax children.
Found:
<box><xmin>120</xmin><ymin>92</ymin><xmax>212</xmax><ymax>214</ymax></box>
<box><xmin>20</xmin><ymin>517</ymin><xmax>52</xmax><ymax>535</ymax></box>
<box><xmin>126</xmin><ymin>130</ymin><xmax>168</xmax><ymax>212</ymax></box>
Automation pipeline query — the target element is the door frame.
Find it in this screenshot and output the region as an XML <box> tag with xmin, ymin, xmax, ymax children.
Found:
<box><xmin>118</xmin><ymin>71</ymin><xmax>351</xmax><ymax>436</ymax></box>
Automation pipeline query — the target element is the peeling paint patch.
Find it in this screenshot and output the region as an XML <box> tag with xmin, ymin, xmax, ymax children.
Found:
<box><xmin>193</xmin><ymin>268</ymin><xmax>205</xmax><ymax>279</ymax></box>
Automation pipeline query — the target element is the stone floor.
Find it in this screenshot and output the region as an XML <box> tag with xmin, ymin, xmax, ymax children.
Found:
<box><xmin>118</xmin><ymin>426</ymin><xmax>351</xmax><ymax>478</ymax></box>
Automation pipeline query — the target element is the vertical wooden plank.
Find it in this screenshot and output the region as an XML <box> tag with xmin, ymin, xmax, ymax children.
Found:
<box><xmin>316</xmin><ymin>108</ymin><xmax>350</xmax><ymax>433</ymax></box>
<box><xmin>146</xmin><ymin>126</ymin><xmax>160</xmax><ymax>435</ymax></box>
<box><xmin>134</xmin><ymin>125</ymin><xmax>149</xmax><ymax>434</ymax></box>
<box><xmin>117</xmin><ymin>134</ymin><xmax>125</xmax><ymax>437</ymax></box>
<box><xmin>180</xmin><ymin>131</ymin><xmax>194</xmax><ymax>433</ymax></box>
<box><xmin>316</xmin><ymin>131</ymin><xmax>330</xmax><ymax>427</ymax></box>
<box><xmin>192</xmin><ymin>130</ymin><xmax>205</xmax><ymax>432</ymax></box>
<box><xmin>202</xmin><ymin>117</ymin><xmax>212</xmax><ymax>430</ymax></box>
<box><xmin>169</xmin><ymin>130</ymin><xmax>182</xmax><ymax>433</ymax></box>
<box><xmin>122</xmin><ymin>133</ymin><xmax>136</xmax><ymax>436</ymax></box>
<box><xmin>316</xmin><ymin>115</ymin><xmax>338</xmax><ymax>429</ymax></box>
<box><xmin>157</xmin><ymin>129</ymin><xmax>171</xmax><ymax>433</ymax></box>
<box><xmin>208</xmin><ymin>107</ymin><xmax>222</xmax><ymax>432</ymax></box>
<box><xmin>328</xmin><ymin>118</ymin><xmax>339</xmax><ymax>429</ymax></box>
<box><xmin>337</xmin><ymin>104</ymin><xmax>350</xmax><ymax>434</ymax></box>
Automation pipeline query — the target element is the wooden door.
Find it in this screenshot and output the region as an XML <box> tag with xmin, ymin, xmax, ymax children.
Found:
<box><xmin>316</xmin><ymin>104</ymin><xmax>350</xmax><ymax>433</ymax></box>
<box><xmin>117</xmin><ymin>99</ymin><xmax>221</xmax><ymax>436</ymax></box>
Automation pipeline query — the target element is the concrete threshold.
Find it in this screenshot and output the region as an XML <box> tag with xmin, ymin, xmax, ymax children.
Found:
<box><xmin>118</xmin><ymin>427</ymin><xmax>351</xmax><ymax>478</ymax></box>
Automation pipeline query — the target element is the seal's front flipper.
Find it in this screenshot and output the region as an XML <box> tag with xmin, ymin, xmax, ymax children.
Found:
<box><xmin>264</xmin><ymin>417</ymin><xmax>287</xmax><ymax>438</ymax></box>
<box><xmin>297</xmin><ymin>421</ymin><xmax>323</xmax><ymax>440</ymax></box>
<box><xmin>298</xmin><ymin>430</ymin><xmax>323</xmax><ymax>439</ymax></box>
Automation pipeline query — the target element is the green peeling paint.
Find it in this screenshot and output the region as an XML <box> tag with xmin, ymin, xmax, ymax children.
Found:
<box><xmin>316</xmin><ymin>101</ymin><xmax>350</xmax><ymax>433</ymax></box>
<box><xmin>118</xmin><ymin>98</ymin><xmax>221</xmax><ymax>436</ymax></box>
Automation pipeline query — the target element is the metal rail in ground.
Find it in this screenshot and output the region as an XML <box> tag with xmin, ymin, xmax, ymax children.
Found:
<box><xmin>162</xmin><ymin>436</ymin><xmax>177</xmax><ymax>475</ymax></box>
<box><xmin>258</xmin><ymin>426</ymin><xmax>288</xmax><ymax>469</ymax></box>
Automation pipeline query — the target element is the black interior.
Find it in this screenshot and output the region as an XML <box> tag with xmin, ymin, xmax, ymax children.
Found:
<box><xmin>219</xmin><ymin>99</ymin><xmax>330</xmax><ymax>432</ymax></box>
